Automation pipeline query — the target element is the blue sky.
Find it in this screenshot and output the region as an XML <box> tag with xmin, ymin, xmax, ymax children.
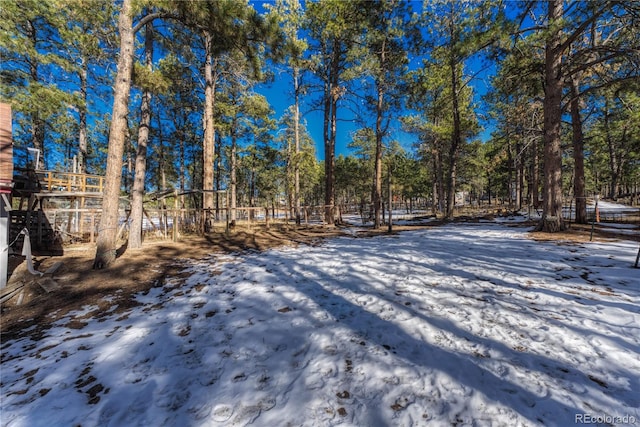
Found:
<box><xmin>256</xmin><ymin>78</ymin><xmax>379</xmax><ymax>161</ymax></box>
<box><xmin>252</xmin><ymin>1</ymin><xmax>497</xmax><ymax>161</ymax></box>
<box><xmin>256</xmin><ymin>61</ymin><xmax>496</xmax><ymax>162</ymax></box>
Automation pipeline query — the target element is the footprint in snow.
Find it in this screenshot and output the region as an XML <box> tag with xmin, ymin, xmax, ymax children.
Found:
<box><xmin>312</xmin><ymin>402</ymin><xmax>339</xmax><ymax>423</ymax></box>
<box><xmin>305</xmin><ymin>372</ymin><xmax>326</xmax><ymax>390</ymax></box>
<box><xmin>229</xmin><ymin>399</ymin><xmax>276</xmax><ymax>426</ymax></box>
<box><xmin>189</xmin><ymin>400</ymin><xmax>214</xmax><ymax>421</ymax></box>
<box><xmin>232</xmin><ymin>372</ymin><xmax>247</xmax><ymax>382</ymax></box>
<box><xmin>196</xmin><ymin>369</ymin><xmax>221</xmax><ymax>386</ymax></box>
<box><xmin>155</xmin><ymin>384</ymin><xmax>191</xmax><ymax>410</ymax></box>
<box><xmin>390</xmin><ymin>393</ymin><xmax>415</xmax><ymax>411</ymax></box>
<box><xmin>323</xmin><ymin>344</ymin><xmax>338</xmax><ymax>355</ymax></box>
<box><xmin>211</xmin><ymin>404</ymin><xmax>234</xmax><ymax>422</ymax></box>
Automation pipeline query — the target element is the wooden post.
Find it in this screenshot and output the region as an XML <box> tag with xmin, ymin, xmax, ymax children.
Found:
<box><xmin>388</xmin><ymin>163</ymin><xmax>393</xmax><ymax>233</ymax></box>
<box><xmin>90</xmin><ymin>212</ymin><xmax>95</xmax><ymax>243</ymax></box>
<box><xmin>0</xmin><ymin>103</ymin><xmax>13</xmax><ymax>288</ymax></box>
<box><xmin>37</xmin><ymin>210</ymin><xmax>43</xmax><ymax>246</ymax></box>
<box><xmin>568</xmin><ymin>198</ymin><xmax>573</xmax><ymax>226</ymax></box>
<box><xmin>172</xmin><ymin>210</ymin><xmax>177</xmax><ymax>242</ymax></box>
<box><xmin>0</xmin><ymin>195</ymin><xmax>9</xmax><ymax>289</ymax></box>
<box><xmin>67</xmin><ymin>196</ymin><xmax>75</xmax><ymax>234</ymax></box>
<box><xmin>143</xmin><ymin>208</ymin><xmax>157</xmax><ymax>231</ymax></box>
<box><xmin>80</xmin><ymin>197</ymin><xmax>85</xmax><ymax>236</ymax></box>
<box><xmin>590</xmin><ymin>194</ymin><xmax>599</xmax><ymax>242</ymax></box>
<box><xmin>173</xmin><ymin>189</ymin><xmax>178</xmax><ymax>242</ymax></box>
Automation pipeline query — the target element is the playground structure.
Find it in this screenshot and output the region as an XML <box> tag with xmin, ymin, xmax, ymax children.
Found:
<box><xmin>12</xmin><ymin>168</ymin><xmax>105</xmax><ymax>247</ymax></box>
<box><xmin>7</xmin><ymin>165</ymin><xmax>338</xmax><ymax>250</ymax></box>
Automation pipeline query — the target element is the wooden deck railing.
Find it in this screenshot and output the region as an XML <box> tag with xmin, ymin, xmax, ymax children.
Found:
<box><xmin>37</xmin><ymin>170</ymin><xmax>104</xmax><ymax>193</ymax></box>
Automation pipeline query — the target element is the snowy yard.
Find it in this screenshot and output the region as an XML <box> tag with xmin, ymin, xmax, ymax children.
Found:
<box><xmin>1</xmin><ymin>224</ymin><xmax>639</xmax><ymax>426</ymax></box>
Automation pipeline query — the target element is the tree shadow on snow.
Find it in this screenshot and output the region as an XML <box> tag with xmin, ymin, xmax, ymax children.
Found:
<box><xmin>255</xmin><ymin>227</ymin><xmax>637</xmax><ymax>425</ymax></box>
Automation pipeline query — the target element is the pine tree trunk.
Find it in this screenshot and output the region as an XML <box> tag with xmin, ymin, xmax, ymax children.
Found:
<box><xmin>325</xmin><ymin>47</ymin><xmax>340</xmax><ymax>225</ymax></box>
<box><xmin>179</xmin><ymin>131</ymin><xmax>185</xmax><ymax>204</ymax></box>
<box><xmin>532</xmin><ymin>138</ymin><xmax>540</xmax><ymax>209</ymax></box>
<box><xmin>516</xmin><ymin>142</ymin><xmax>524</xmax><ymax>210</ymax></box>
<box><xmin>129</xmin><ymin>22</ymin><xmax>154</xmax><ymax>249</ymax></box>
<box><xmin>570</xmin><ymin>76</ymin><xmax>587</xmax><ymax>224</ymax></box>
<box><xmin>78</xmin><ymin>63</ymin><xmax>88</xmax><ymax>174</ymax></box>
<box><xmin>373</xmin><ymin>81</ymin><xmax>384</xmax><ymax>229</ymax></box>
<box><xmin>446</xmin><ymin>57</ymin><xmax>461</xmax><ymax>220</ymax></box>
<box><xmin>431</xmin><ymin>170</ymin><xmax>438</xmax><ymax>216</ymax></box>
<box><xmin>434</xmin><ymin>140</ymin><xmax>444</xmax><ymax>216</ymax></box>
<box><xmin>93</xmin><ymin>0</ymin><xmax>134</xmax><ymax>268</ymax></box>
<box><xmin>537</xmin><ymin>0</ymin><xmax>566</xmax><ymax>233</ymax></box>
<box><xmin>604</xmin><ymin>98</ymin><xmax>619</xmax><ymax>200</ymax></box>
<box><xmin>326</xmin><ymin>95</ymin><xmax>336</xmax><ymax>225</ymax></box>
<box><xmin>323</xmin><ymin>78</ymin><xmax>331</xmax><ymax>224</ymax></box>
<box><xmin>203</xmin><ymin>32</ymin><xmax>216</xmax><ymax>218</ymax></box>
<box><xmin>293</xmin><ymin>67</ymin><xmax>301</xmax><ymax>225</ymax></box>
<box><xmin>27</xmin><ymin>20</ymin><xmax>45</xmax><ymax>169</ymax></box>
<box><xmin>286</xmin><ymin>120</ymin><xmax>292</xmax><ymax>219</ymax></box>
<box><xmin>230</xmin><ymin>129</ymin><xmax>237</xmax><ymax>225</ymax></box>
<box><xmin>373</xmin><ymin>40</ymin><xmax>386</xmax><ymax>229</ymax></box>
<box><xmin>507</xmin><ymin>141</ymin><xmax>514</xmax><ymax>207</ymax></box>
<box><xmin>215</xmin><ymin>133</ymin><xmax>222</xmax><ymax>220</ymax></box>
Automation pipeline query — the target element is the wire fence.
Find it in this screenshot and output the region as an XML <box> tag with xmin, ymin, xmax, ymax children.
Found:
<box><xmin>8</xmin><ymin>197</ymin><xmax>639</xmax><ymax>251</ymax></box>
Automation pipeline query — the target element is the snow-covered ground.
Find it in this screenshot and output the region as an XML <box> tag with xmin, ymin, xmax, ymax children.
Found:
<box><xmin>594</xmin><ymin>200</ymin><xmax>639</xmax><ymax>214</ymax></box>
<box><xmin>2</xmin><ymin>224</ymin><xmax>639</xmax><ymax>427</ymax></box>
